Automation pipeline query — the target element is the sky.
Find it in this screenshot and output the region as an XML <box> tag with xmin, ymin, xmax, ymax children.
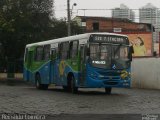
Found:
<box><xmin>54</xmin><ymin>0</ymin><xmax>160</xmax><ymax>19</ymax></box>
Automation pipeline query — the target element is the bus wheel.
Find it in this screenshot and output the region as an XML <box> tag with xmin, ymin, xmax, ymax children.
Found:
<box><xmin>70</xmin><ymin>76</ymin><xmax>78</xmax><ymax>94</ymax></box>
<box><xmin>35</xmin><ymin>74</ymin><xmax>48</xmax><ymax>90</ymax></box>
<box><xmin>105</xmin><ymin>88</ymin><xmax>112</xmax><ymax>94</ymax></box>
<box><xmin>35</xmin><ymin>74</ymin><xmax>41</xmax><ymax>89</ymax></box>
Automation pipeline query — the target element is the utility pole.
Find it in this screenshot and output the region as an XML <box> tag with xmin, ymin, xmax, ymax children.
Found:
<box><xmin>67</xmin><ymin>0</ymin><xmax>71</xmax><ymax>36</ymax></box>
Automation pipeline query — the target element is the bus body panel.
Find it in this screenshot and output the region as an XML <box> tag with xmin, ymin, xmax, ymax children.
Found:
<box><xmin>23</xmin><ymin>67</ymin><xmax>28</xmax><ymax>81</ymax></box>
<box><xmin>84</xmin><ymin>63</ymin><xmax>131</xmax><ymax>88</ymax></box>
<box><xmin>23</xmin><ymin>68</ymin><xmax>35</xmax><ymax>83</ymax></box>
<box><xmin>56</xmin><ymin>59</ymin><xmax>80</xmax><ymax>86</ymax></box>
<box><xmin>37</xmin><ymin>61</ymin><xmax>51</xmax><ymax>84</ymax></box>
<box><xmin>24</xmin><ymin>61</ymin><xmax>51</xmax><ymax>84</ymax></box>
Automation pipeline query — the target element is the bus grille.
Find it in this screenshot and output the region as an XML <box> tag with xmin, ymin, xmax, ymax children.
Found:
<box><xmin>99</xmin><ymin>71</ymin><xmax>121</xmax><ymax>76</ymax></box>
<box><xmin>103</xmin><ymin>81</ymin><xmax>118</xmax><ymax>85</ymax></box>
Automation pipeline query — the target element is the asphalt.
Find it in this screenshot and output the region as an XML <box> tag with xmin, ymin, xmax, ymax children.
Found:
<box><xmin>0</xmin><ymin>79</ymin><xmax>160</xmax><ymax>120</ymax></box>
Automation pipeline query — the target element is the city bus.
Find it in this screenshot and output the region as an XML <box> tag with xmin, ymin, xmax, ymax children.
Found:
<box><xmin>23</xmin><ymin>32</ymin><xmax>133</xmax><ymax>94</ymax></box>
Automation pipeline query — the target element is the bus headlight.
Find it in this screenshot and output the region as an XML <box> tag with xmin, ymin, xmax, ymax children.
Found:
<box><xmin>98</xmin><ymin>75</ymin><xmax>105</xmax><ymax>79</ymax></box>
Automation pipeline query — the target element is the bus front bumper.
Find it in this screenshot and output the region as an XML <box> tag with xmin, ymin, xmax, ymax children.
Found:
<box><xmin>85</xmin><ymin>76</ymin><xmax>131</xmax><ymax>88</ymax></box>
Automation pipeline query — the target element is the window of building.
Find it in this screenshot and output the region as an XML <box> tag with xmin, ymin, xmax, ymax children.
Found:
<box><xmin>93</xmin><ymin>22</ymin><xmax>99</xmax><ymax>31</ymax></box>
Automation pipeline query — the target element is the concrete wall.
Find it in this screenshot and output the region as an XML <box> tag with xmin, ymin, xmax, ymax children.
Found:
<box><xmin>0</xmin><ymin>73</ymin><xmax>23</xmax><ymax>80</ymax></box>
<box><xmin>131</xmin><ymin>57</ymin><xmax>160</xmax><ymax>89</ymax></box>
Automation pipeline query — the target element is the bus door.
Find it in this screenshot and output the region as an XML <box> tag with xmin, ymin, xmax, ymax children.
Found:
<box><xmin>50</xmin><ymin>48</ymin><xmax>57</xmax><ymax>83</ymax></box>
<box><xmin>79</xmin><ymin>44</ymin><xmax>86</xmax><ymax>85</ymax></box>
<box><xmin>26</xmin><ymin>50</ymin><xmax>34</xmax><ymax>81</ymax></box>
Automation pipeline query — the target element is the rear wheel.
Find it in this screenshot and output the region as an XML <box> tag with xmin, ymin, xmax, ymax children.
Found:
<box><xmin>35</xmin><ymin>74</ymin><xmax>48</xmax><ymax>90</ymax></box>
<box><xmin>105</xmin><ymin>88</ymin><xmax>112</xmax><ymax>94</ymax></box>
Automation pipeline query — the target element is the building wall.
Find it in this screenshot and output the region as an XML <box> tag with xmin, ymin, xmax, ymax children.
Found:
<box><xmin>83</xmin><ymin>18</ymin><xmax>150</xmax><ymax>33</ymax></box>
<box><xmin>131</xmin><ymin>58</ymin><xmax>160</xmax><ymax>89</ymax></box>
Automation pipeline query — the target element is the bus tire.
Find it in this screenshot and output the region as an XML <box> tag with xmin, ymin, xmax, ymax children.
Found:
<box><xmin>35</xmin><ymin>74</ymin><xmax>48</xmax><ymax>90</ymax></box>
<box><xmin>70</xmin><ymin>76</ymin><xmax>78</xmax><ymax>94</ymax></box>
<box><xmin>105</xmin><ymin>88</ymin><xmax>112</xmax><ymax>94</ymax></box>
<box><xmin>35</xmin><ymin>74</ymin><xmax>41</xmax><ymax>89</ymax></box>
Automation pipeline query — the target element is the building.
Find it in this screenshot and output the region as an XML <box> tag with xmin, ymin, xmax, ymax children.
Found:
<box><xmin>139</xmin><ymin>3</ymin><xmax>160</xmax><ymax>42</ymax></box>
<box><xmin>73</xmin><ymin>16</ymin><xmax>152</xmax><ymax>33</ymax></box>
<box><xmin>73</xmin><ymin>16</ymin><xmax>154</xmax><ymax>56</ymax></box>
<box><xmin>112</xmin><ymin>4</ymin><xmax>135</xmax><ymax>22</ymax></box>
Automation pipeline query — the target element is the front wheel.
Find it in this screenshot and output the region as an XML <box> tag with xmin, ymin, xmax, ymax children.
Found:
<box><xmin>70</xmin><ymin>76</ymin><xmax>78</xmax><ymax>94</ymax></box>
<box><xmin>105</xmin><ymin>88</ymin><xmax>112</xmax><ymax>94</ymax></box>
<box><xmin>35</xmin><ymin>74</ymin><xmax>48</xmax><ymax>90</ymax></box>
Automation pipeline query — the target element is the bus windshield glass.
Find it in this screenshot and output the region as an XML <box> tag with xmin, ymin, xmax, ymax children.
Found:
<box><xmin>89</xmin><ymin>43</ymin><xmax>130</xmax><ymax>69</ymax></box>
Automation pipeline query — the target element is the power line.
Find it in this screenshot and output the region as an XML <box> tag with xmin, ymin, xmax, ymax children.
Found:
<box><xmin>55</xmin><ymin>8</ymin><xmax>160</xmax><ymax>11</ymax></box>
<box><xmin>76</xmin><ymin>8</ymin><xmax>160</xmax><ymax>10</ymax></box>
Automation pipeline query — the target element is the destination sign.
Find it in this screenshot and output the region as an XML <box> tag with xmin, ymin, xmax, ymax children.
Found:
<box><xmin>89</xmin><ymin>35</ymin><xmax>128</xmax><ymax>44</ymax></box>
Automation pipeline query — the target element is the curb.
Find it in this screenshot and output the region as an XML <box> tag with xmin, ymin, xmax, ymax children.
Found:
<box><xmin>0</xmin><ymin>78</ymin><xmax>29</xmax><ymax>86</ymax></box>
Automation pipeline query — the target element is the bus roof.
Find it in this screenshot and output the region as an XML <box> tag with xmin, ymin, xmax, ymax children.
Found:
<box><xmin>26</xmin><ymin>32</ymin><xmax>128</xmax><ymax>48</ymax></box>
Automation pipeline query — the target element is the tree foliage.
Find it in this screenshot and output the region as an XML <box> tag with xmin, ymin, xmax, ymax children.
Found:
<box><xmin>0</xmin><ymin>0</ymin><xmax>54</xmax><ymax>58</ymax></box>
<box><xmin>0</xmin><ymin>0</ymin><xmax>82</xmax><ymax>72</ymax></box>
<box><xmin>0</xmin><ymin>0</ymin><xmax>54</xmax><ymax>72</ymax></box>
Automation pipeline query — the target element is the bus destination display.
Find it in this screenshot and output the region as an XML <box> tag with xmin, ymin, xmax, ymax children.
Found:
<box><xmin>90</xmin><ymin>35</ymin><xmax>128</xmax><ymax>44</ymax></box>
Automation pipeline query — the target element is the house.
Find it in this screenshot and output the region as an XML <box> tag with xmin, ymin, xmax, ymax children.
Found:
<box><xmin>73</xmin><ymin>16</ymin><xmax>153</xmax><ymax>33</ymax></box>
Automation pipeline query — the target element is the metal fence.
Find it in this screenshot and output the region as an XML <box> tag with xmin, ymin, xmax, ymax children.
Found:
<box><xmin>0</xmin><ymin>59</ymin><xmax>23</xmax><ymax>79</ymax></box>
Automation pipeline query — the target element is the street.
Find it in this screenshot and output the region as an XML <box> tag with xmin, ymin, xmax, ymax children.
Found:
<box><xmin>0</xmin><ymin>82</ymin><xmax>160</xmax><ymax>116</ymax></box>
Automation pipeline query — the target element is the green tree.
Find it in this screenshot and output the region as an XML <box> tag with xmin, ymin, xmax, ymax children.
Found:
<box><xmin>0</xmin><ymin>0</ymin><xmax>54</xmax><ymax>72</ymax></box>
<box><xmin>0</xmin><ymin>0</ymin><xmax>82</xmax><ymax>72</ymax></box>
<box><xmin>51</xmin><ymin>19</ymin><xmax>83</xmax><ymax>38</ymax></box>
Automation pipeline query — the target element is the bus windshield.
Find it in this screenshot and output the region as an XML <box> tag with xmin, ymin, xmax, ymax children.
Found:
<box><xmin>89</xmin><ymin>43</ymin><xmax>130</xmax><ymax>69</ymax></box>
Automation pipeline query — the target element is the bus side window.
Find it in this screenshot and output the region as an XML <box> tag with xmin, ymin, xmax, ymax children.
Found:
<box><xmin>35</xmin><ymin>46</ymin><xmax>44</xmax><ymax>61</ymax></box>
<box><xmin>44</xmin><ymin>45</ymin><xmax>50</xmax><ymax>60</ymax></box>
<box><xmin>51</xmin><ymin>49</ymin><xmax>56</xmax><ymax>60</ymax></box>
<box><xmin>58</xmin><ymin>43</ymin><xmax>62</xmax><ymax>59</ymax></box>
<box><xmin>70</xmin><ymin>41</ymin><xmax>78</xmax><ymax>59</ymax></box>
<box><xmin>59</xmin><ymin>42</ymin><xmax>69</xmax><ymax>60</ymax></box>
<box><xmin>69</xmin><ymin>42</ymin><xmax>73</xmax><ymax>58</ymax></box>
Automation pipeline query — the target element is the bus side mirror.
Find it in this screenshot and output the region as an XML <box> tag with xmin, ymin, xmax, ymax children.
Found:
<box><xmin>130</xmin><ymin>46</ymin><xmax>134</xmax><ymax>54</ymax></box>
<box><xmin>128</xmin><ymin>46</ymin><xmax>134</xmax><ymax>61</ymax></box>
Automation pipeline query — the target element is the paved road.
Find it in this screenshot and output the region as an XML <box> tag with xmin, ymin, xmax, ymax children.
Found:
<box><xmin>0</xmin><ymin>82</ymin><xmax>160</xmax><ymax>119</ymax></box>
